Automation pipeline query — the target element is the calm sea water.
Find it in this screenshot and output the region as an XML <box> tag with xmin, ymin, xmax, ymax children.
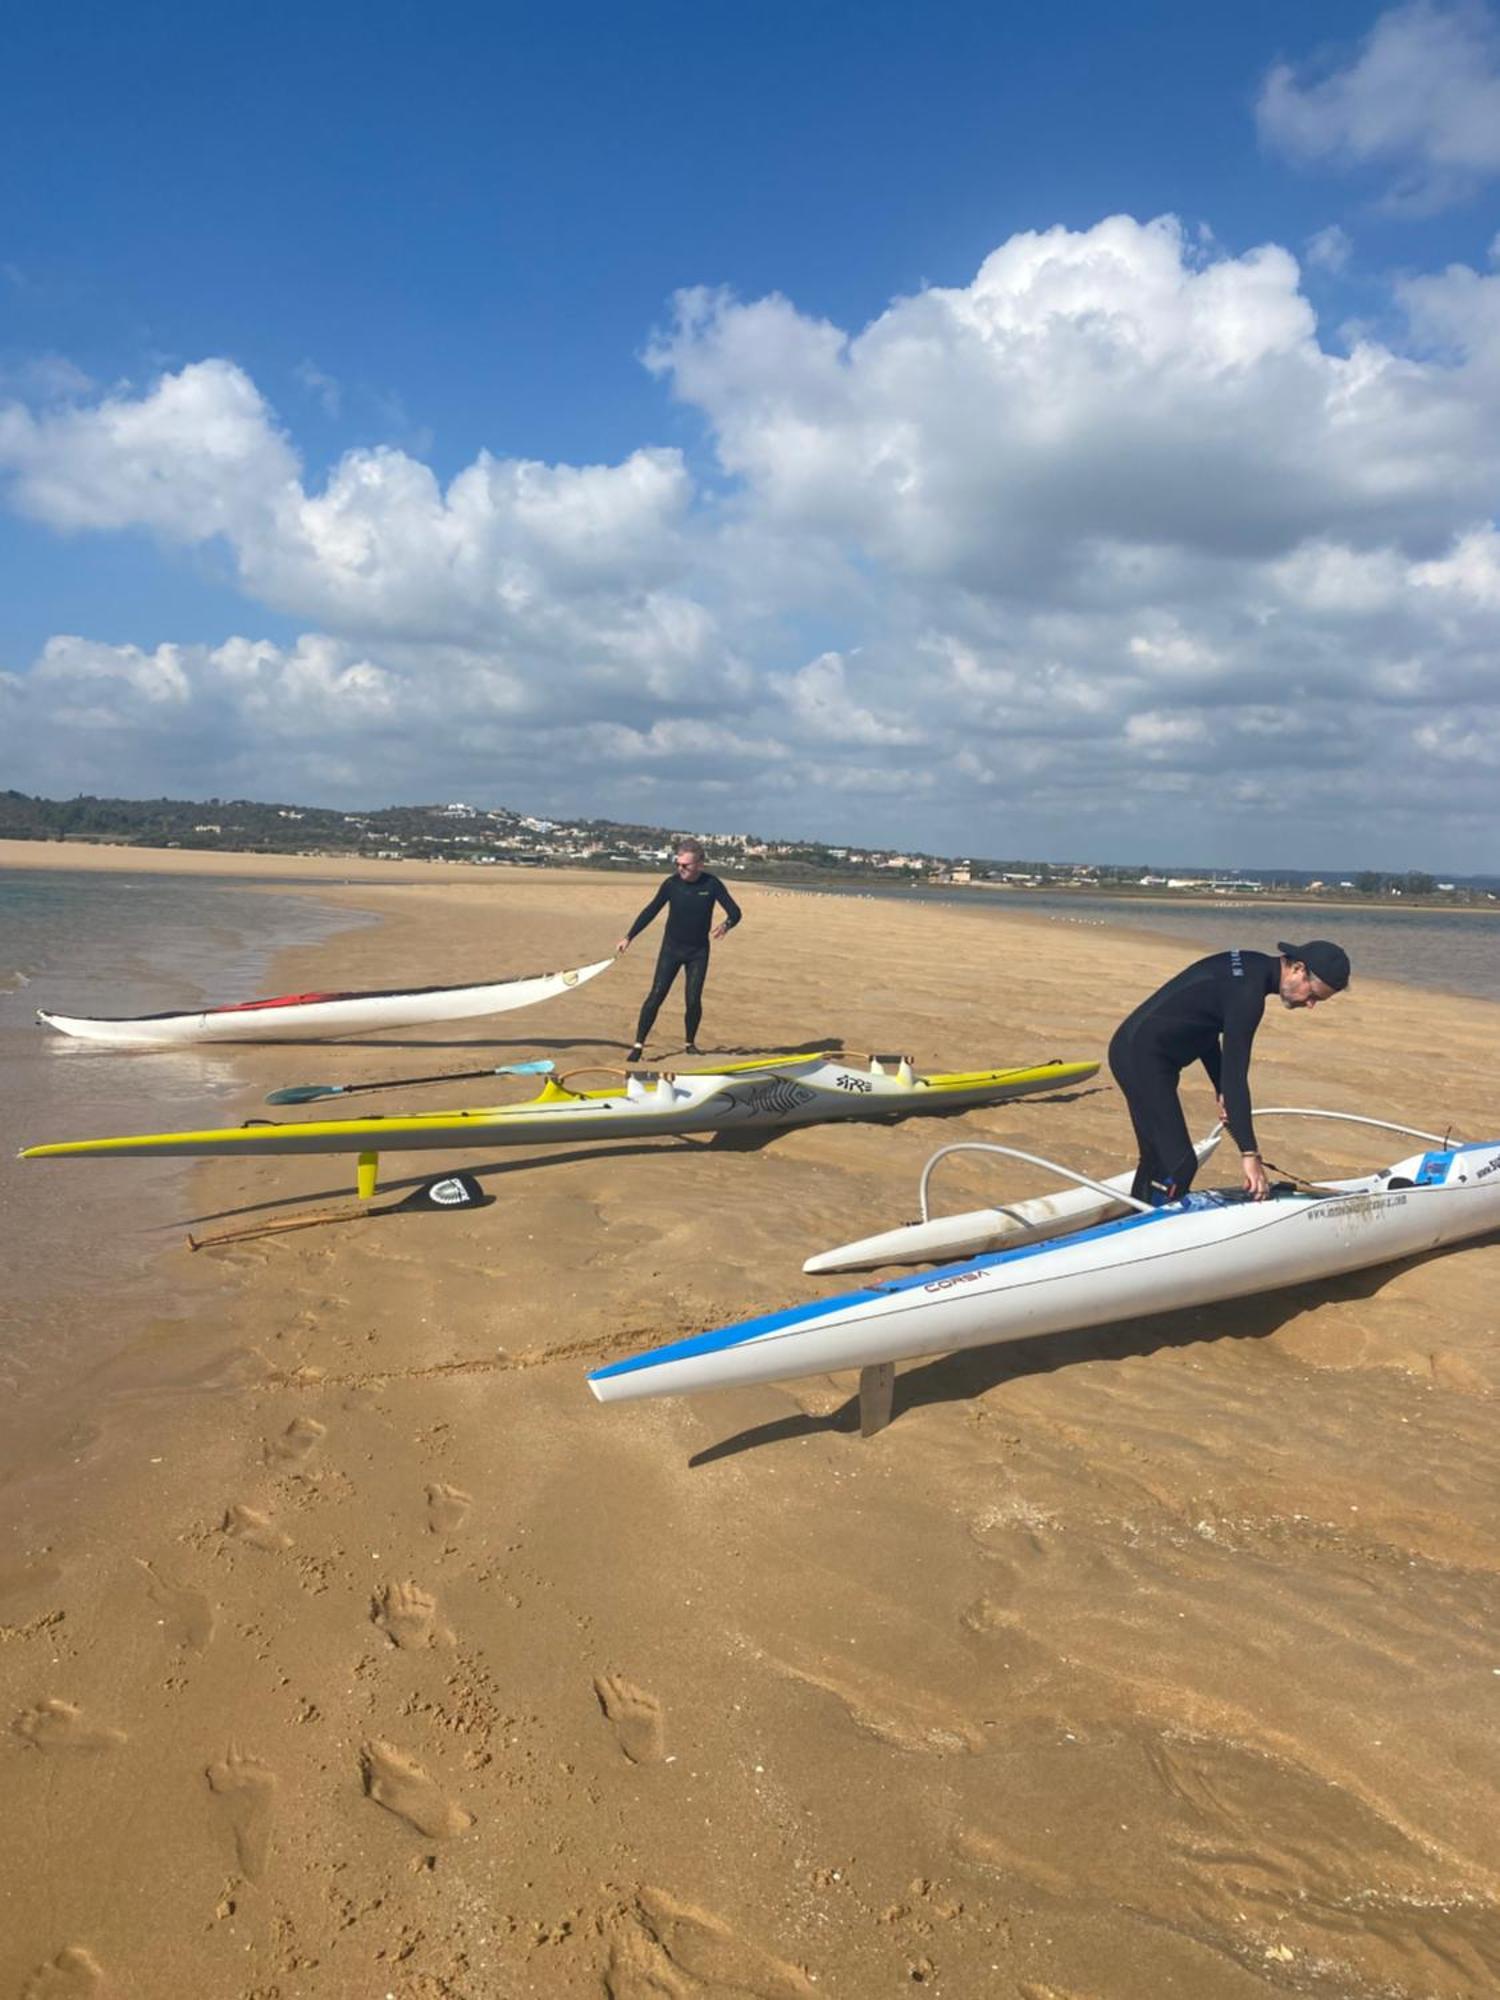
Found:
<box><xmin>807</xmin><ymin>886</ymin><xmax>1500</xmax><ymax>1005</ymax></box>
<box><xmin>0</xmin><ymin>870</ymin><xmax>369</xmax><ymax>1405</ymax></box>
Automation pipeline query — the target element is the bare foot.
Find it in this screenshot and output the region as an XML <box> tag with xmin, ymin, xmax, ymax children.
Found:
<box><xmin>359</xmin><ymin>1739</ymin><xmax>472</xmax><ymax>1838</ymax></box>
<box><xmin>205</xmin><ymin>1745</ymin><xmax>277</xmax><ymax>1882</ymax></box>
<box><xmin>371</xmin><ymin>1578</ymin><xmax>449</xmax><ymax>1649</ymax></box>
<box><xmin>593</xmin><ymin>1673</ymin><xmax>665</xmax><ymax>1764</ymax></box>
<box><xmin>13</xmin><ymin>1700</ymin><xmax>125</xmax><ymax>1753</ymax></box>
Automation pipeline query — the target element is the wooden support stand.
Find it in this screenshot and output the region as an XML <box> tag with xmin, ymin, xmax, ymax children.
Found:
<box><xmin>859</xmin><ymin>1363</ymin><xmax>895</xmax><ymax>1439</ymax></box>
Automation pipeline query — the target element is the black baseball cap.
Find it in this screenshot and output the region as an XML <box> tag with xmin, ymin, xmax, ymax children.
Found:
<box><xmin>1277</xmin><ymin>940</ymin><xmax>1351</xmax><ymax>992</ymax></box>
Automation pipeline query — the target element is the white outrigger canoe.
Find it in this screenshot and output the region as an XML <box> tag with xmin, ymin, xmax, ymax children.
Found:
<box><xmin>19</xmin><ymin>1053</ymin><xmax>1100</xmax><ymax>1198</ymax></box>
<box><xmin>35</xmin><ymin>959</ymin><xmax>614</xmax><ymax>1046</ymax></box>
<box><xmin>588</xmin><ymin>1113</ymin><xmax>1499</xmax><ymax>1408</ymax></box>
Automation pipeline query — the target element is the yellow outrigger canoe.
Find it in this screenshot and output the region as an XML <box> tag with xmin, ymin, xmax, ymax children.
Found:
<box><xmin>20</xmin><ymin>1052</ymin><xmax>1099</xmax><ymax>1196</ymax></box>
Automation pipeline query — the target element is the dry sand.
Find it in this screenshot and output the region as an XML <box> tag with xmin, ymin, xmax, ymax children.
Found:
<box><xmin>2</xmin><ymin>852</ymin><xmax>1499</xmax><ymax>1999</ymax></box>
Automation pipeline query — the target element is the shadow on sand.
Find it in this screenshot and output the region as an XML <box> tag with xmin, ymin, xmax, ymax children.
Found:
<box><xmin>168</xmin><ymin>1135</ymin><xmax>715</xmax><ymax>1229</ymax></box>
<box><xmin>685</xmin><ymin>1235</ymin><xmax>1497</xmax><ymax>1468</ymax></box>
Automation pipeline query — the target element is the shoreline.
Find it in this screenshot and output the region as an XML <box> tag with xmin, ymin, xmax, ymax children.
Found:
<box><xmin>0</xmin><ymin>836</ymin><xmax>664</xmax><ymax>892</ymax></box>
<box><xmin>4</xmin><ymin>868</ymin><xmax>1500</xmax><ymax>1997</ymax></box>
<box><xmin>6</xmin><ymin>836</ymin><xmax>1495</xmax><ymax>923</ymax></box>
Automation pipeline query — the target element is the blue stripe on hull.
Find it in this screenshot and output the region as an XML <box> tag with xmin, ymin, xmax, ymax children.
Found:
<box><xmin>586</xmin><ymin>1189</ymin><xmax>1253</xmax><ymax>1384</ymax></box>
<box><xmin>584</xmin><ymin>1144</ymin><xmax>1490</xmax><ymax>1388</ymax></box>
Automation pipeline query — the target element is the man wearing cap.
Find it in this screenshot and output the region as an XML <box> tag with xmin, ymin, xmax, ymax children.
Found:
<box><xmin>1108</xmin><ymin>941</ymin><xmax>1351</xmax><ymax>1206</ymax></box>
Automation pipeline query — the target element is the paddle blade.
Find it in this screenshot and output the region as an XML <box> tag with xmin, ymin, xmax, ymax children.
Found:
<box><xmin>389</xmin><ymin>1172</ymin><xmax>492</xmax><ymax>1214</ymax></box>
<box><xmin>265</xmin><ymin>1083</ymin><xmax>345</xmax><ymax>1104</ymax></box>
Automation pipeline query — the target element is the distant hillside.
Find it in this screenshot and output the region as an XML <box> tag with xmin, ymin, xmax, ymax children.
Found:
<box><xmin>1</xmin><ymin>790</ymin><xmax>1491</xmax><ymax>902</ymax></box>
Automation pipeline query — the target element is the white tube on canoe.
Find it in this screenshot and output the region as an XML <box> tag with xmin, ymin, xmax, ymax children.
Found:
<box><xmin>803</xmin><ymin>1133</ymin><xmax>1222</xmax><ymax>1273</ymax></box>
<box><xmin>802</xmin><ymin>1107</ymin><xmax>1459</xmax><ymax>1276</ymax></box>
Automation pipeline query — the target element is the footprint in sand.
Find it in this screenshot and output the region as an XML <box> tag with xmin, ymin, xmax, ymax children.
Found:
<box><xmin>136</xmin><ymin>1559</ymin><xmax>214</xmax><ymax>1652</ymax></box>
<box><xmin>593</xmin><ymin>1674</ymin><xmax>666</xmax><ymax>1765</ymax></box>
<box><xmin>264</xmin><ymin>1415</ymin><xmax>327</xmax><ymax>1466</ymax></box>
<box><xmin>13</xmin><ymin>1700</ymin><xmax>126</xmax><ymax>1753</ymax></box>
<box><xmin>20</xmin><ymin>1947</ymin><xmax>104</xmax><ymax>2000</ymax></box>
<box><xmin>206</xmin><ymin>1745</ymin><xmax>277</xmax><ymax>1882</ymax></box>
<box><xmin>221</xmin><ymin>1503</ymin><xmax>292</xmax><ymax>1552</ymax></box>
<box><xmin>602</xmin><ymin>1933</ymin><xmax>691</xmax><ymax>2000</ymax></box>
<box><xmin>425</xmin><ymin>1482</ymin><xmax>472</xmax><ymax>1535</ymax></box>
<box><xmin>359</xmin><ymin>1739</ymin><xmax>472</xmax><ymax>1838</ymax></box>
<box><xmin>615</xmin><ymin>1887</ymin><xmax>816</xmax><ymax>1998</ymax></box>
<box><xmin>371</xmin><ymin>1579</ymin><xmax>450</xmax><ymax>1649</ymax></box>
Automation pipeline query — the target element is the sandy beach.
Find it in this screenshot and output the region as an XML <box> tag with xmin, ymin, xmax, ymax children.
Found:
<box><xmin>3</xmin><ymin>847</ymin><xmax>1499</xmax><ymax>2000</ymax></box>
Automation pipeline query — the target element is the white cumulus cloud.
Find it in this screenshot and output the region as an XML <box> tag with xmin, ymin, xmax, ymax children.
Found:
<box><xmin>1257</xmin><ymin>2</ymin><xmax>1500</xmax><ymax>211</ymax></box>
<box><xmin>3</xmin><ymin>211</ymin><xmax>1500</xmax><ymax>868</ymax></box>
<box><xmin>0</xmin><ymin>360</ymin><xmax>298</xmax><ymax>538</ymax></box>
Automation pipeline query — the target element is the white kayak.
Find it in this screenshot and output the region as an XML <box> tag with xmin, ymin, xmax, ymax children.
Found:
<box><xmin>589</xmin><ymin>1116</ymin><xmax>1495</xmax><ymax>1405</ymax></box>
<box><xmin>36</xmin><ymin>958</ymin><xmax>613</xmax><ymax>1046</ymax></box>
<box><xmin>804</xmin><ymin>1132</ymin><xmax>1223</xmax><ymax>1273</ymax></box>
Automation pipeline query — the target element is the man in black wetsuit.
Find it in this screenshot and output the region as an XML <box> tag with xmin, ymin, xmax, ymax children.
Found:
<box><xmin>1109</xmin><ymin>939</ymin><xmax>1350</xmax><ymax>1207</ymax></box>
<box><xmin>617</xmin><ymin>839</ymin><xmax>742</xmax><ymax>1063</ymax></box>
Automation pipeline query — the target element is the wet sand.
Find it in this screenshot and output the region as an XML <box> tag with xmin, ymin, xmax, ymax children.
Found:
<box><xmin>3</xmin><ymin>851</ymin><xmax>1499</xmax><ymax>1999</ymax></box>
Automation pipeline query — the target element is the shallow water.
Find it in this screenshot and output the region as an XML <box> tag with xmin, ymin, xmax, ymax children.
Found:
<box><xmin>814</xmin><ymin>885</ymin><xmax>1500</xmax><ymax>1005</ymax></box>
<box><xmin>0</xmin><ymin>869</ymin><xmax>369</xmax><ymax>1406</ymax></box>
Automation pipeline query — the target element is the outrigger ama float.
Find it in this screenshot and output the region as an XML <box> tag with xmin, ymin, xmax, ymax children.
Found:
<box><xmin>587</xmin><ymin>1112</ymin><xmax>1500</xmax><ymax>1428</ymax></box>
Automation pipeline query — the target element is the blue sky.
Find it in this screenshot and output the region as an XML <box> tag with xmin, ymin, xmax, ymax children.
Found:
<box><xmin>3</xmin><ymin>1</ymin><xmax>1499</xmax><ymax>869</ymax></box>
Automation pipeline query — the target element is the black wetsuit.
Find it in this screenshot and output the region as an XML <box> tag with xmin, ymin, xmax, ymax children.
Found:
<box><xmin>627</xmin><ymin>871</ymin><xmax>742</xmax><ymax>1047</ymax></box>
<box><xmin>1108</xmin><ymin>949</ymin><xmax>1279</xmax><ymax>1205</ymax></box>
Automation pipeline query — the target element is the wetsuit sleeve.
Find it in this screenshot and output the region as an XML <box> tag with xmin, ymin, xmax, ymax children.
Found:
<box><xmin>1218</xmin><ymin>987</ymin><xmax>1265</xmax><ymax>1154</ymax></box>
<box><xmin>625</xmin><ymin>881</ymin><xmax>670</xmax><ymax>942</ymax></box>
<box><xmin>714</xmin><ymin>878</ymin><xmax>742</xmax><ymax>930</ymax></box>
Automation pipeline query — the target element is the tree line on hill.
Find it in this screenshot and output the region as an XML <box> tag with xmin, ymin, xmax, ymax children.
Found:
<box><xmin>0</xmin><ymin>790</ymin><xmax>1487</xmax><ymax>902</ymax></box>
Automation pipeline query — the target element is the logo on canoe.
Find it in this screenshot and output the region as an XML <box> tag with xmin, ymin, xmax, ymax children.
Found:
<box><xmin>426</xmin><ymin>1175</ymin><xmax>482</xmax><ymax>1207</ymax></box>
<box><xmin>718</xmin><ymin>1077</ymin><xmax>820</xmax><ymax>1121</ymax></box>
<box><xmin>924</xmin><ymin>1269</ymin><xmax>984</xmax><ymax>1294</ymax></box>
<box><xmin>1307</xmin><ymin>1193</ymin><xmax>1406</xmax><ymax>1224</ymax></box>
<box><xmin>563</xmin><ymin>970</ymin><xmax>580</xmax><ymax>987</ymax></box>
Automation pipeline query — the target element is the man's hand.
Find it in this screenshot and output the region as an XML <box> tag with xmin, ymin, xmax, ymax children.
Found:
<box><xmin>711</xmin><ymin>921</ymin><xmax>729</xmax><ymax>941</ymax></box>
<box><xmin>1215</xmin><ymin>1094</ymin><xmax>1228</xmax><ymax>1126</ymax></box>
<box><xmin>615</xmin><ymin>936</ymin><xmax>632</xmax><ymax>955</ymax></box>
<box><xmin>1242</xmin><ymin>1152</ymin><xmax>1269</xmax><ymax>1201</ymax></box>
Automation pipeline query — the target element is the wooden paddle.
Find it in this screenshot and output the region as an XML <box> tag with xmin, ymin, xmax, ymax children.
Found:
<box><xmin>187</xmin><ymin>1172</ymin><xmax>492</xmax><ymax>1249</ymax></box>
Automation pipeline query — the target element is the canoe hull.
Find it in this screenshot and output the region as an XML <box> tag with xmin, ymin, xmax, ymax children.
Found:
<box><xmin>20</xmin><ymin>1056</ymin><xmax>1100</xmax><ymax>1162</ymax></box>
<box><xmin>590</xmin><ymin>1143</ymin><xmax>1500</xmax><ymax>1402</ymax></box>
<box><xmin>36</xmin><ymin>959</ymin><xmax>614</xmax><ymax>1045</ymax></box>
